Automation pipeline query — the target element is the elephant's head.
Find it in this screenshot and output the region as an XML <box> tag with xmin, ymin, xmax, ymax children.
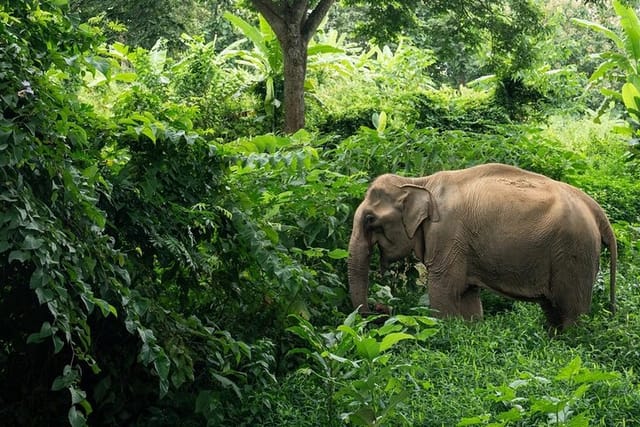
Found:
<box><xmin>348</xmin><ymin>174</ymin><xmax>439</xmax><ymax>313</ymax></box>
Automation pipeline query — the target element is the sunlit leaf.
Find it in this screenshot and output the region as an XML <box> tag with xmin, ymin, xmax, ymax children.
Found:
<box><xmin>379</xmin><ymin>332</ymin><xmax>414</xmax><ymax>352</ymax></box>
<box><xmin>356</xmin><ymin>337</ymin><xmax>380</xmax><ymax>360</ymax></box>
<box><xmin>327</xmin><ymin>248</ymin><xmax>348</xmax><ymax>259</ymax></box>
<box><xmin>555</xmin><ymin>356</ymin><xmax>582</xmax><ymax>381</ymax></box>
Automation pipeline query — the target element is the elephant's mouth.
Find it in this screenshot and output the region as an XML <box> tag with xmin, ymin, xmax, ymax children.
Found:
<box><xmin>377</xmin><ymin>244</ymin><xmax>394</xmax><ymax>273</ymax></box>
<box><xmin>379</xmin><ymin>252</ymin><xmax>390</xmax><ymax>273</ymax></box>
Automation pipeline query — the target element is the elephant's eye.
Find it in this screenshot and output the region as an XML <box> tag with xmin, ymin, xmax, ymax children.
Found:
<box><xmin>364</xmin><ymin>214</ymin><xmax>378</xmax><ymax>231</ymax></box>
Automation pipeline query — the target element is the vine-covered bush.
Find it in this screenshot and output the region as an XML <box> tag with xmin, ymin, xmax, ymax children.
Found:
<box><xmin>0</xmin><ymin>1</ymin><xmax>129</xmax><ymax>423</ymax></box>
<box><xmin>0</xmin><ymin>2</ymin><xmax>275</xmax><ymax>425</ymax></box>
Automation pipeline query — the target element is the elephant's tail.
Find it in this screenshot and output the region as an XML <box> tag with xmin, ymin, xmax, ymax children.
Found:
<box><xmin>607</xmin><ymin>232</ymin><xmax>617</xmax><ymax>315</ymax></box>
<box><xmin>602</xmin><ymin>221</ymin><xmax>617</xmax><ymax>315</ymax></box>
<box><xmin>585</xmin><ymin>190</ymin><xmax>617</xmax><ymax>315</ymax></box>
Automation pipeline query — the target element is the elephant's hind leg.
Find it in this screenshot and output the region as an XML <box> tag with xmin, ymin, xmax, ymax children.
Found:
<box><xmin>540</xmin><ymin>298</ymin><xmax>586</xmax><ymax>334</ymax></box>
<box><xmin>459</xmin><ymin>286</ymin><xmax>483</xmax><ymax>320</ymax></box>
<box><xmin>539</xmin><ymin>298</ymin><xmax>563</xmax><ymax>332</ymax></box>
<box><xmin>543</xmin><ymin>243</ymin><xmax>599</xmax><ymax>331</ymax></box>
<box><xmin>540</xmin><ymin>283</ymin><xmax>593</xmax><ymax>332</ymax></box>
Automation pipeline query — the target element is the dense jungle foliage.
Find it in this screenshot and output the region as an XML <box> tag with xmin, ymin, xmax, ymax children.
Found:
<box><xmin>2</xmin><ymin>0</ymin><xmax>640</xmax><ymax>425</ymax></box>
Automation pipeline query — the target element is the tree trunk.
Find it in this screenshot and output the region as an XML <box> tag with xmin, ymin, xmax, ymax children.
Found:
<box><xmin>250</xmin><ymin>0</ymin><xmax>336</xmax><ymax>134</ymax></box>
<box><xmin>281</xmin><ymin>33</ymin><xmax>308</xmax><ymax>133</ymax></box>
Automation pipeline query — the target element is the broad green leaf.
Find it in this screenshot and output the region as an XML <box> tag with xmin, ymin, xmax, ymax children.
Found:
<box><xmin>343</xmin><ymin>308</ymin><xmax>359</xmax><ymax>328</ymax></box>
<box><xmin>324</xmin><ymin>351</ymin><xmax>356</xmax><ymax>366</ymax></box>
<box><xmin>496</xmin><ymin>407</ymin><xmax>523</xmax><ymax>422</ymax></box>
<box><xmin>588</xmin><ymin>59</ymin><xmax>619</xmax><ymax>82</ymax></box>
<box><xmin>379</xmin><ymin>389</ymin><xmax>410</xmax><ymax>419</ymax></box>
<box><xmin>68</xmin><ymin>406</ymin><xmax>87</xmax><ymax>427</ymax></box>
<box><xmin>508</xmin><ymin>379</ymin><xmax>530</xmax><ymax>389</ymax></box>
<box><xmin>224</xmin><ymin>12</ymin><xmax>269</xmax><ymax>59</ymax></box>
<box><xmin>337</xmin><ymin>324</ymin><xmax>358</xmax><ymax>338</ymax></box>
<box><xmin>154</xmin><ymin>351</ymin><xmax>171</xmax><ymax>397</ymax></box>
<box><xmin>573</xmin><ymin>369</ymin><xmax>620</xmax><ymax>384</ymax></box>
<box><xmin>84</xmin><ymin>205</ymin><xmax>106</xmax><ymax>229</ymax></box>
<box><xmin>86</xmin><ymin>55</ymin><xmax>113</xmax><ymax>76</ymax></box>
<box><xmin>52</xmin><ymin>365</ymin><xmax>79</xmax><ymax>391</ymax></box>
<box><xmin>265</xmin><ymin>77</ymin><xmax>275</xmax><ymax>115</ymax></box>
<box><xmin>348</xmin><ymin>405</ymin><xmax>376</xmax><ymax>426</ymax></box>
<box><xmin>307</xmin><ymin>44</ymin><xmax>344</xmax><ymax>56</ymax></box>
<box><xmin>212</xmin><ymin>373</ymin><xmax>241</xmax><ymax>398</ymax></box>
<box><xmin>613</xmin><ymin>124</ymin><xmax>635</xmax><ymax>136</ymax></box>
<box><xmin>114</xmin><ymin>72</ymin><xmax>137</xmax><ymax>82</ymax></box>
<box><xmin>379</xmin><ymin>332</ymin><xmax>414</xmax><ymax>352</ymax></box>
<box><xmin>77</xmin><ymin>397</ymin><xmax>93</xmax><ymax>417</ymax></box>
<box><xmin>69</xmin><ymin>387</ymin><xmax>87</xmax><ymax>405</ymax></box>
<box><xmin>68</xmin><ymin>126</ymin><xmax>87</xmax><ymax>146</ymax></box>
<box><xmin>600</xmin><ymin>51</ymin><xmax>635</xmax><ymax>74</ymax></box>
<box><xmin>376</xmin><ymin>323</ymin><xmax>403</xmax><ymax>336</ymax></box>
<box><xmin>600</xmin><ymin>87</ymin><xmax>622</xmax><ymax>100</ymax></box>
<box><xmin>622</xmin><ymin>82</ymin><xmax>640</xmax><ymax>118</ymax></box>
<box><xmin>258</xmin><ymin>13</ymin><xmax>275</xmax><ymax>40</ymax></box>
<box><xmin>393</xmin><ymin>314</ymin><xmax>418</xmax><ymax>326</ymax></box>
<box><xmin>94</xmin><ymin>297</ymin><xmax>118</xmax><ymax>318</ymax></box>
<box><xmin>415</xmin><ymin>328</ymin><xmax>438</xmax><ymax>340</ymax></box>
<box><xmin>8</xmin><ymin>249</ymin><xmax>30</xmax><ymax>262</ymax></box>
<box><xmin>415</xmin><ymin>316</ymin><xmax>439</xmax><ymax>327</ymax></box>
<box><xmin>140</xmin><ymin>125</ymin><xmax>157</xmax><ymax>143</ymax></box>
<box><xmin>614</xmin><ymin>0</ymin><xmax>640</xmax><ymax>65</ymax></box>
<box><xmin>22</xmin><ymin>234</ymin><xmax>43</xmax><ymax>250</ymax></box>
<box><xmin>35</xmin><ymin>286</ymin><xmax>54</xmax><ymax>304</ymax></box>
<box><xmin>572</xmin><ymin>18</ymin><xmax>624</xmax><ymax>50</ymax></box>
<box><xmin>555</xmin><ymin>356</ymin><xmax>582</xmax><ymax>381</ymax></box>
<box><xmin>0</xmin><ymin>129</ymin><xmax>13</xmax><ymax>146</ymax></box>
<box><xmin>53</xmin><ymin>334</ymin><xmax>65</xmax><ymax>354</ymax></box>
<box><xmin>327</xmin><ymin>248</ymin><xmax>348</xmax><ymax>259</ymax></box>
<box><xmin>372</xmin><ymin>111</ymin><xmax>387</xmax><ymax>133</ymax></box>
<box><xmin>29</xmin><ymin>268</ymin><xmax>46</xmax><ymax>288</ymax></box>
<box><xmin>356</xmin><ymin>337</ymin><xmax>380</xmax><ymax>360</ymax></box>
<box><xmin>149</xmin><ymin>40</ymin><xmax>167</xmax><ymax>73</ymax></box>
<box><xmin>572</xmin><ymin>383</ymin><xmax>592</xmax><ymax>399</ymax></box>
<box><xmin>27</xmin><ymin>321</ymin><xmax>53</xmax><ymax>344</ymax></box>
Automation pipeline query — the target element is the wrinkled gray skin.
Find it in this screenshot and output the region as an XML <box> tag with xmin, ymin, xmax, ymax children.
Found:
<box><xmin>348</xmin><ymin>163</ymin><xmax>617</xmax><ymax>331</ymax></box>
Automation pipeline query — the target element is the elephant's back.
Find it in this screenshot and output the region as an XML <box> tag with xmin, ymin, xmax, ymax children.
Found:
<box><xmin>433</xmin><ymin>163</ymin><xmax>603</xmax><ymax>236</ymax></box>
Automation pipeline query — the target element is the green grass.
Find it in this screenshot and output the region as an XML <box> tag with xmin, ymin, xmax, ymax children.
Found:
<box><xmin>404</xmin><ymin>302</ymin><xmax>640</xmax><ymax>426</ymax></box>
<box><xmin>266</xmin><ymin>283</ymin><xmax>640</xmax><ymax>426</ymax></box>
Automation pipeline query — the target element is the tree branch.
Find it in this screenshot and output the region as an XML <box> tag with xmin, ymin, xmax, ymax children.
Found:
<box><xmin>251</xmin><ymin>0</ymin><xmax>286</xmax><ymax>34</ymax></box>
<box><xmin>303</xmin><ymin>0</ymin><xmax>336</xmax><ymax>42</ymax></box>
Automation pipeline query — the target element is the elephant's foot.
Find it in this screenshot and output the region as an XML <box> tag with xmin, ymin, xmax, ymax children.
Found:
<box><xmin>540</xmin><ymin>298</ymin><xmax>584</xmax><ymax>334</ymax></box>
<box><xmin>357</xmin><ymin>303</ymin><xmax>391</xmax><ymax>325</ymax></box>
<box><xmin>374</xmin><ymin>302</ymin><xmax>392</xmax><ymax>315</ymax></box>
<box><xmin>458</xmin><ymin>286</ymin><xmax>483</xmax><ymax>320</ymax></box>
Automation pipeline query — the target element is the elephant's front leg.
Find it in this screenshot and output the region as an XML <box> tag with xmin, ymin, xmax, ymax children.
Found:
<box><xmin>428</xmin><ymin>269</ymin><xmax>483</xmax><ymax>320</ymax></box>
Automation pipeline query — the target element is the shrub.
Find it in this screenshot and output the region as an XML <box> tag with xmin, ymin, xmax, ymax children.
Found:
<box><xmin>0</xmin><ymin>3</ymin><xmax>277</xmax><ymax>425</ymax></box>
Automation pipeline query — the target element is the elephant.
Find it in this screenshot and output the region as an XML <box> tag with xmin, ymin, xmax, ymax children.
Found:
<box><xmin>347</xmin><ymin>163</ymin><xmax>617</xmax><ymax>331</ymax></box>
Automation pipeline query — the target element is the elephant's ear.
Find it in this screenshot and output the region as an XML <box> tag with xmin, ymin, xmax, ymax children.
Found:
<box><xmin>399</xmin><ymin>184</ymin><xmax>440</xmax><ymax>238</ymax></box>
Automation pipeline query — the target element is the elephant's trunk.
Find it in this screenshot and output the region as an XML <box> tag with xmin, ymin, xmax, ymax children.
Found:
<box><xmin>348</xmin><ymin>206</ymin><xmax>372</xmax><ymax>313</ymax></box>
